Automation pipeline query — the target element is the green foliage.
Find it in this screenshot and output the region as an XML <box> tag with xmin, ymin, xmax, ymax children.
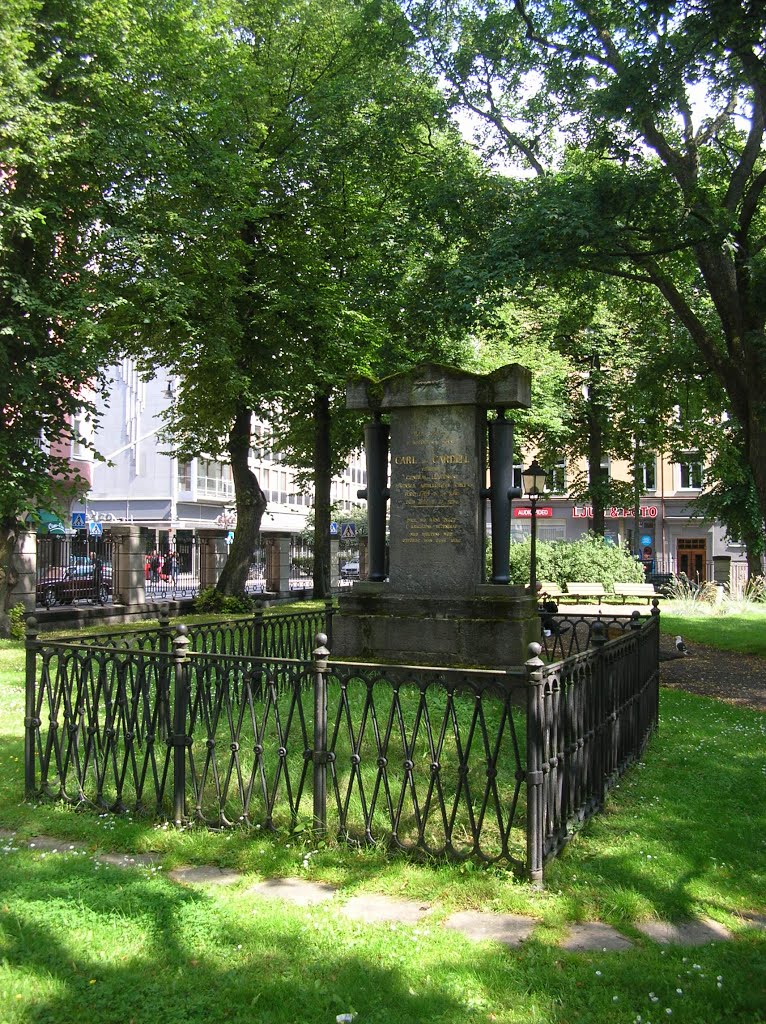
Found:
<box><xmin>8</xmin><ymin>603</ymin><xmax>26</xmax><ymax>641</ymax></box>
<box><xmin>501</xmin><ymin>534</ymin><xmax>646</xmax><ymax>591</ymax></box>
<box><xmin>193</xmin><ymin>587</ymin><xmax>254</xmax><ymax>615</ymax></box>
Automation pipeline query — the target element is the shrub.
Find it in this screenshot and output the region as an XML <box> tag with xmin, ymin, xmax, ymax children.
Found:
<box><xmin>193</xmin><ymin>588</ymin><xmax>255</xmax><ymax>615</ymax></box>
<box><xmin>9</xmin><ymin>603</ymin><xmax>26</xmax><ymax>640</ymax></box>
<box><xmin>497</xmin><ymin>533</ymin><xmax>646</xmax><ymax>593</ymax></box>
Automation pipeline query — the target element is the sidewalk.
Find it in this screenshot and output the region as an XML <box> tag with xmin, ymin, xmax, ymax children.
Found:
<box><xmin>4</xmin><ymin>830</ymin><xmax>763</xmax><ymax>952</ymax></box>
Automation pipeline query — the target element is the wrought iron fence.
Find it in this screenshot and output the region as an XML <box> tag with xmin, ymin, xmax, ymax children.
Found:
<box><xmin>24</xmin><ymin>605</ymin><xmax>659</xmax><ymax>883</ymax></box>
<box><xmin>144</xmin><ymin>536</ymin><xmax>199</xmax><ymax>600</ymax></box>
<box><xmin>36</xmin><ymin>534</ymin><xmax>114</xmax><ymax>609</ymax></box>
<box><xmin>290</xmin><ymin>538</ymin><xmax>313</xmax><ymax>590</ymax></box>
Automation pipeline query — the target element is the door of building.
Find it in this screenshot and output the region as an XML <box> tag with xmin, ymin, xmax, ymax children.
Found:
<box><xmin>677</xmin><ymin>537</ymin><xmax>706</xmax><ymax>582</ymax></box>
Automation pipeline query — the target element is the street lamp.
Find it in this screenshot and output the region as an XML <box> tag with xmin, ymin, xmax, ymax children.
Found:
<box><xmin>522</xmin><ymin>459</ymin><xmax>548</xmax><ymax>594</ymax></box>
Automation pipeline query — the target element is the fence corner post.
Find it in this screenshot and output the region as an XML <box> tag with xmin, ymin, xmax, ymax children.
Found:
<box><xmin>24</xmin><ymin>615</ymin><xmax>40</xmax><ymax>798</ymax></box>
<box><xmin>172</xmin><ymin>625</ymin><xmax>191</xmax><ymax>827</ymax></box>
<box><xmin>312</xmin><ymin>631</ymin><xmax>330</xmax><ymax>835</ymax></box>
<box><xmin>525</xmin><ymin>641</ymin><xmax>546</xmax><ymax>890</ymax></box>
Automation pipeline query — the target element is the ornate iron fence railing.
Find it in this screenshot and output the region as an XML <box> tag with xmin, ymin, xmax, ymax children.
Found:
<box><xmin>24</xmin><ymin>607</ymin><xmax>659</xmax><ymax>883</ymax></box>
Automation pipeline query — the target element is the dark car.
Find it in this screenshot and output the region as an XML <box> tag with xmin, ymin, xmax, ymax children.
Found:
<box><xmin>37</xmin><ymin>560</ymin><xmax>112</xmax><ymax>608</ymax></box>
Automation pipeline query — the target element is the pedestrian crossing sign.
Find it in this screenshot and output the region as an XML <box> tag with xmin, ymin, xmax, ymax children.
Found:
<box><xmin>340</xmin><ymin>522</ymin><xmax>356</xmax><ymax>540</ymax></box>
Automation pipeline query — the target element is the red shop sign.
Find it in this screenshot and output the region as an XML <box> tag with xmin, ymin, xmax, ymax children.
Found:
<box><xmin>513</xmin><ymin>506</ymin><xmax>554</xmax><ymax>518</ymax></box>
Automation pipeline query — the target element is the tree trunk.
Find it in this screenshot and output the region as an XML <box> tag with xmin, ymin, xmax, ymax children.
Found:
<box><xmin>216</xmin><ymin>404</ymin><xmax>267</xmax><ymax>596</ymax></box>
<box><xmin>312</xmin><ymin>388</ymin><xmax>333</xmax><ymax>599</ymax></box>
<box><xmin>0</xmin><ymin>520</ymin><xmax>18</xmax><ymax>639</ymax></box>
<box><xmin>586</xmin><ymin>414</ymin><xmax>606</xmax><ymax>536</ymax></box>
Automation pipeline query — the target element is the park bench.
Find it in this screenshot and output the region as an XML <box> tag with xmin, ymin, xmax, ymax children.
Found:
<box><xmin>613</xmin><ymin>582</ymin><xmax>663</xmax><ymax>604</ymax></box>
<box><xmin>538</xmin><ymin>581</ymin><xmax>563</xmax><ymax>600</ymax></box>
<box><xmin>562</xmin><ymin>582</ymin><xmax>606</xmax><ymax>604</ymax></box>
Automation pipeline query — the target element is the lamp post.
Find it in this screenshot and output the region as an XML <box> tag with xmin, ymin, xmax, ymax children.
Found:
<box><xmin>522</xmin><ymin>459</ymin><xmax>547</xmax><ymax>595</ymax></box>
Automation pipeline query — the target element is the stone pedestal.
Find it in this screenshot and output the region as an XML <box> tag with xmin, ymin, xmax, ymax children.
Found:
<box><xmin>334</xmin><ymin>362</ymin><xmax>538</xmax><ymax>668</ymax></box>
<box><xmin>333</xmin><ymin>584</ymin><xmax>537</xmax><ymax>668</ymax></box>
<box><xmin>110</xmin><ymin>525</ymin><xmax>146</xmax><ymax>606</ymax></box>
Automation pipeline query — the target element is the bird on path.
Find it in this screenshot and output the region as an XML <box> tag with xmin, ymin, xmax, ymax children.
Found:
<box><xmin>675</xmin><ymin>635</ymin><xmax>690</xmax><ymax>656</ymax></box>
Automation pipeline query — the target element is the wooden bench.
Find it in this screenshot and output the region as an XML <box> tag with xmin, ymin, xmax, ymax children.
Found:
<box><xmin>613</xmin><ymin>582</ymin><xmax>662</xmax><ymax>604</ymax></box>
<box><xmin>562</xmin><ymin>582</ymin><xmax>605</xmax><ymax>604</ymax></box>
<box><xmin>538</xmin><ymin>581</ymin><xmax>563</xmax><ymax>600</ymax></box>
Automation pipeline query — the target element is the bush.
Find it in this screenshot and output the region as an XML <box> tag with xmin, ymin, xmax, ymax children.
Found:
<box><xmin>193</xmin><ymin>588</ymin><xmax>256</xmax><ymax>615</ymax></box>
<box><xmin>498</xmin><ymin>533</ymin><xmax>646</xmax><ymax>593</ymax></box>
<box><xmin>9</xmin><ymin>603</ymin><xmax>26</xmax><ymax>640</ymax></box>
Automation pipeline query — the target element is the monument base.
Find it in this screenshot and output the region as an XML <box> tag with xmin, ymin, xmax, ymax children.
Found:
<box><xmin>332</xmin><ymin>584</ymin><xmax>539</xmax><ymax>669</ymax></box>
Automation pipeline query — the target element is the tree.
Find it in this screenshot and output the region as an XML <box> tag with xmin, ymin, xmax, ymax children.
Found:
<box><xmin>0</xmin><ymin>0</ymin><xmax>127</xmax><ymax>634</ymax></box>
<box><xmin>407</xmin><ymin>0</ymin><xmax>766</xmax><ymax>540</ymax></box>
<box><xmin>100</xmin><ymin>0</ymin><xmax>483</xmax><ymax>597</ymax></box>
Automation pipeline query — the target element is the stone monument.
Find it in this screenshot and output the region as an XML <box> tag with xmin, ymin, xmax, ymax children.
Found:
<box><xmin>332</xmin><ymin>362</ymin><xmax>539</xmax><ymax>668</ymax></box>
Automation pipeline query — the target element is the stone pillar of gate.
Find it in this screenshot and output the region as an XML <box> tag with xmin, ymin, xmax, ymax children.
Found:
<box><xmin>330</xmin><ymin>536</ymin><xmax>340</xmax><ymax>589</ymax></box>
<box><xmin>9</xmin><ymin>527</ymin><xmax>36</xmax><ymax>613</ymax></box>
<box><xmin>265</xmin><ymin>535</ymin><xmax>291</xmax><ymax>595</ymax></box>
<box><xmin>358</xmin><ymin>536</ymin><xmax>368</xmax><ymax>580</ymax></box>
<box><xmin>712</xmin><ymin>555</ymin><xmax>731</xmax><ymax>587</ymax></box>
<box><xmin>198</xmin><ymin>530</ymin><xmax>229</xmax><ymax>591</ymax></box>
<box><xmin>110</xmin><ymin>525</ymin><xmax>146</xmax><ymax>606</ymax></box>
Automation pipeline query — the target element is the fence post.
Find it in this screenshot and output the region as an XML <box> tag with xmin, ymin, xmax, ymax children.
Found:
<box><xmin>525</xmin><ymin>641</ymin><xmax>546</xmax><ymax>889</ymax></box>
<box><xmin>172</xmin><ymin>625</ymin><xmax>191</xmax><ymax>826</ymax></box>
<box><xmin>156</xmin><ymin>604</ymin><xmax>172</xmax><ymax>741</ymax></box>
<box><xmin>590</xmin><ymin>621</ymin><xmax>608</xmax><ymax>807</ymax></box>
<box><xmin>324</xmin><ymin>596</ymin><xmax>334</xmax><ymax>649</ymax></box>
<box><xmin>24</xmin><ymin>616</ymin><xmax>40</xmax><ymax>797</ymax></box>
<box><xmin>651</xmin><ymin>598</ymin><xmax>661</xmax><ymax>729</ymax></box>
<box><xmin>251</xmin><ymin>600</ymin><xmax>264</xmax><ymax>658</ymax></box>
<box><xmin>312</xmin><ymin>631</ymin><xmax>330</xmax><ymax>834</ymax></box>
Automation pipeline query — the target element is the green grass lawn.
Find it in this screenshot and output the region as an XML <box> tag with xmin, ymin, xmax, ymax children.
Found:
<box><xmin>0</xmin><ymin>612</ymin><xmax>765</xmax><ymax>1024</ymax></box>
<box><xmin>660</xmin><ymin>604</ymin><xmax>766</xmax><ymax>656</ymax></box>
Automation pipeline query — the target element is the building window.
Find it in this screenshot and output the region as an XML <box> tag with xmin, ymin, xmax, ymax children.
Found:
<box><xmin>71</xmin><ymin>408</ymin><xmax>94</xmax><ymax>460</ymax></box>
<box><xmin>638</xmin><ymin>458</ymin><xmax>656</xmax><ymax>491</ymax></box>
<box><xmin>178</xmin><ymin>461</ymin><xmax>192</xmax><ymax>490</ymax></box>
<box><xmin>679</xmin><ymin>455</ymin><xmax>703</xmax><ymax>490</ymax></box>
<box><xmin>549</xmin><ymin>461</ymin><xmax>566</xmax><ymax>494</ymax></box>
<box><xmin>197</xmin><ymin>458</ymin><xmax>234</xmax><ymax>499</ymax></box>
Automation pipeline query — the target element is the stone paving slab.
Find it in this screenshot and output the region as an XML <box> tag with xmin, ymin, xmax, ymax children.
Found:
<box><xmin>444</xmin><ymin>910</ymin><xmax>538</xmax><ymax>948</ymax></box>
<box><xmin>636</xmin><ymin>917</ymin><xmax>732</xmax><ymax>945</ymax></box>
<box><xmin>741</xmin><ymin>912</ymin><xmax>766</xmax><ymax>930</ymax></box>
<box><xmin>20</xmin><ymin>835</ymin><xmax>87</xmax><ymax>854</ymax></box>
<box><xmin>169</xmin><ymin>865</ymin><xmax>243</xmax><ymax>886</ymax></box>
<box><xmin>560</xmin><ymin>922</ymin><xmax>634</xmax><ymax>952</ymax></box>
<box><xmin>97</xmin><ymin>852</ymin><xmax>159</xmax><ymax>868</ymax></box>
<box><xmin>340</xmin><ymin>893</ymin><xmax>430</xmax><ymax>924</ymax></box>
<box><xmin>249</xmin><ymin>877</ymin><xmax>338</xmax><ymax>906</ymax></box>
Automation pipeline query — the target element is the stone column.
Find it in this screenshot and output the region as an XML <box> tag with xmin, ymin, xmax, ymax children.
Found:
<box><xmin>198</xmin><ymin>530</ymin><xmax>229</xmax><ymax>590</ymax></box>
<box><xmin>10</xmin><ymin>527</ymin><xmax>36</xmax><ymax>613</ymax></box>
<box><xmin>110</xmin><ymin>525</ymin><xmax>146</xmax><ymax>606</ymax></box>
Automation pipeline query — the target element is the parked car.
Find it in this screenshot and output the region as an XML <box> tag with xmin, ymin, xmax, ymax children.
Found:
<box><xmin>340</xmin><ymin>560</ymin><xmax>360</xmax><ymax>579</ymax></box>
<box><xmin>37</xmin><ymin>559</ymin><xmax>112</xmax><ymax>608</ymax></box>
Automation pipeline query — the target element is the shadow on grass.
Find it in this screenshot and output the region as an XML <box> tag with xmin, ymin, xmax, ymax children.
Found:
<box><xmin>1</xmin><ymin>854</ymin><xmax>765</xmax><ymax>1024</ymax></box>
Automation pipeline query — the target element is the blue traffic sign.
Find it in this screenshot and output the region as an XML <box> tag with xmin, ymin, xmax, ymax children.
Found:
<box><xmin>330</xmin><ymin>522</ymin><xmax>339</xmax><ymax>536</ymax></box>
<box><xmin>88</xmin><ymin>521</ymin><xmax>103</xmax><ymax>537</ymax></box>
<box><xmin>340</xmin><ymin>522</ymin><xmax>356</xmax><ymax>540</ymax></box>
<box><xmin>71</xmin><ymin>512</ymin><xmax>86</xmax><ymax>529</ymax></box>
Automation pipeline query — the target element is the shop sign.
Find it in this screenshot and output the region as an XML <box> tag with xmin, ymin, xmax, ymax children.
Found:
<box><xmin>573</xmin><ymin>505</ymin><xmax>658</xmax><ymax>519</ymax></box>
<box><xmin>513</xmin><ymin>506</ymin><xmax>554</xmax><ymax>518</ymax></box>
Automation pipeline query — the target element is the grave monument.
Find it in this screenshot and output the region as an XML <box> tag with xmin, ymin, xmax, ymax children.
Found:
<box><xmin>332</xmin><ymin>362</ymin><xmax>539</xmax><ymax>668</ymax></box>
